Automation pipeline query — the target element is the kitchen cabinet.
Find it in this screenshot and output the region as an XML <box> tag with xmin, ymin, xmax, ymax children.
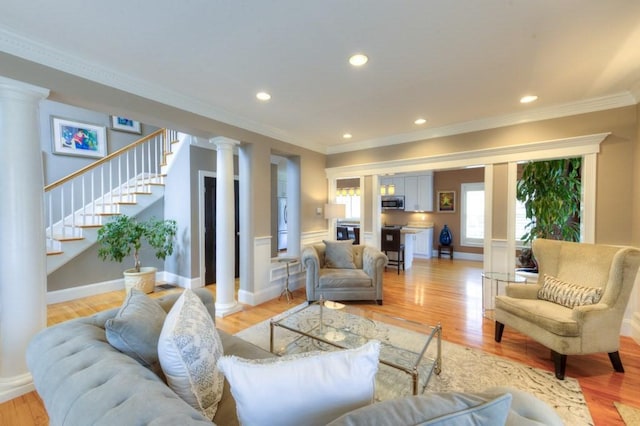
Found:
<box><xmin>380</xmin><ymin>177</ymin><xmax>405</xmax><ymax>196</ymax></box>
<box><xmin>404</xmin><ymin>173</ymin><xmax>433</xmax><ymax>211</ymax></box>
<box><xmin>413</xmin><ymin>227</ymin><xmax>433</xmax><ymax>258</ymax></box>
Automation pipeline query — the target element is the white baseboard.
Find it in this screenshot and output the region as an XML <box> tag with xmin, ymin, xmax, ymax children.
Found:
<box><xmin>0</xmin><ymin>373</ymin><xmax>34</xmax><ymax>404</ymax></box>
<box><xmin>46</xmin><ymin>271</ymin><xmax>192</xmax><ymax>304</ymax></box>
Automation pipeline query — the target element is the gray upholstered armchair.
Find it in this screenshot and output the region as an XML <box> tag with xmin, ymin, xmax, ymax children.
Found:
<box><xmin>302</xmin><ymin>241</ymin><xmax>387</xmax><ymax>305</ymax></box>
<box><xmin>495</xmin><ymin>239</ymin><xmax>640</xmax><ymax>379</ymax></box>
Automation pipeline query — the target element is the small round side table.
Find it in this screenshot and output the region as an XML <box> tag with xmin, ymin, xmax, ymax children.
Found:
<box><xmin>278</xmin><ymin>257</ymin><xmax>298</xmax><ymax>303</ymax></box>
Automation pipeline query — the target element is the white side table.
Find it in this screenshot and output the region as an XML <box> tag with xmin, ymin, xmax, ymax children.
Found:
<box><xmin>481</xmin><ymin>272</ymin><xmax>527</xmax><ymax>319</ymax></box>
<box><xmin>278</xmin><ymin>257</ymin><xmax>298</xmax><ymax>303</ymax></box>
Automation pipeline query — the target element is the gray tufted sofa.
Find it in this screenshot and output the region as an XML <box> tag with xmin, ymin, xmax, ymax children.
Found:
<box><xmin>26</xmin><ymin>289</ymin><xmax>273</xmax><ymax>426</ymax></box>
<box><xmin>27</xmin><ymin>288</ymin><xmax>564</xmax><ymax>425</ymax></box>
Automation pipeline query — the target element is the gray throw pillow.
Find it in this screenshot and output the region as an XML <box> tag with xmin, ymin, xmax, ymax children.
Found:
<box><xmin>323</xmin><ymin>240</ymin><xmax>356</xmax><ymax>269</ymax></box>
<box><xmin>327</xmin><ymin>392</ymin><xmax>512</xmax><ymax>426</ymax></box>
<box><xmin>105</xmin><ymin>288</ymin><xmax>167</xmax><ymax>376</ymax></box>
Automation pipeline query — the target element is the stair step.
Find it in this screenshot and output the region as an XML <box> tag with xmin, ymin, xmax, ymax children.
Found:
<box><xmin>47</xmin><ymin>250</ymin><xmax>64</xmax><ymax>256</ymax></box>
<box><xmin>53</xmin><ymin>235</ymin><xmax>85</xmax><ymax>242</ymax></box>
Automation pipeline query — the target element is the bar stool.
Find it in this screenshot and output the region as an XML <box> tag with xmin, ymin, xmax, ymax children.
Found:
<box><xmin>381</xmin><ymin>228</ymin><xmax>404</xmax><ymax>274</ymax></box>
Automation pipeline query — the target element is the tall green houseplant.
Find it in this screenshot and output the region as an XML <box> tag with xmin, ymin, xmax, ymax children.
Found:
<box><xmin>516</xmin><ymin>158</ymin><xmax>581</xmax><ymax>245</ymax></box>
<box><xmin>97</xmin><ymin>215</ymin><xmax>177</xmax><ymax>272</ymax></box>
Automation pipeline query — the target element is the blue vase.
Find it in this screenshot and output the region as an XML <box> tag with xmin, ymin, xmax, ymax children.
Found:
<box><xmin>439</xmin><ymin>225</ymin><xmax>452</xmax><ymax>246</ymax></box>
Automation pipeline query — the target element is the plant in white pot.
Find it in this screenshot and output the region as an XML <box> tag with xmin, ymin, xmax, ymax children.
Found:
<box><xmin>97</xmin><ymin>215</ymin><xmax>177</xmax><ymax>293</ymax></box>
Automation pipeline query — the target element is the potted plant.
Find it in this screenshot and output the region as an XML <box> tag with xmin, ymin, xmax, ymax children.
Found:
<box><xmin>97</xmin><ymin>215</ymin><xmax>177</xmax><ymax>293</ymax></box>
<box><xmin>516</xmin><ymin>158</ymin><xmax>581</xmax><ymax>272</ymax></box>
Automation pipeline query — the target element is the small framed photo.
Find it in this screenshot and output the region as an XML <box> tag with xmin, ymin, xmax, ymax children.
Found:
<box><xmin>52</xmin><ymin>117</ymin><xmax>107</xmax><ymax>158</ymax></box>
<box><xmin>110</xmin><ymin>116</ymin><xmax>141</xmax><ymax>134</ymax></box>
<box><xmin>437</xmin><ymin>190</ymin><xmax>456</xmax><ymax>213</ymax></box>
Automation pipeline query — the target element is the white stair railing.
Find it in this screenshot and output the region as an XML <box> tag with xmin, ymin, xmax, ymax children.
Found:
<box><xmin>45</xmin><ymin>129</ymin><xmax>179</xmax><ymax>252</ymax></box>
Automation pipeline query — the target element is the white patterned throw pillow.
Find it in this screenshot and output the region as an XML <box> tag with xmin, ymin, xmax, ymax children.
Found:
<box><xmin>538</xmin><ymin>274</ymin><xmax>603</xmax><ymax>309</ymax></box>
<box><xmin>158</xmin><ymin>289</ymin><xmax>224</xmax><ymax>419</ymax></box>
<box><xmin>217</xmin><ymin>340</ymin><xmax>380</xmax><ymax>426</ymax></box>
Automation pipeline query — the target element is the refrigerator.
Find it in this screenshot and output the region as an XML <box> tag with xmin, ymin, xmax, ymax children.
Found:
<box><xmin>277</xmin><ymin>197</ymin><xmax>287</xmax><ymax>251</ymax></box>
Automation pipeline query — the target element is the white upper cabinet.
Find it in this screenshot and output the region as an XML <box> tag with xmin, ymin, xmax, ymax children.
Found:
<box><xmin>404</xmin><ymin>173</ymin><xmax>433</xmax><ymax>211</ymax></box>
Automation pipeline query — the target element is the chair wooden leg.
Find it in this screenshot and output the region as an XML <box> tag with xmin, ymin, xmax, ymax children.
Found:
<box><xmin>552</xmin><ymin>350</ymin><xmax>567</xmax><ymax>380</ymax></box>
<box><xmin>608</xmin><ymin>351</ymin><xmax>625</xmax><ymax>373</ymax></box>
<box><xmin>494</xmin><ymin>321</ymin><xmax>504</xmax><ymax>342</ymax></box>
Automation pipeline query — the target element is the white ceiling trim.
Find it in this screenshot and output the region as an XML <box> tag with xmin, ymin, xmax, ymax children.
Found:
<box><xmin>327</xmin><ymin>94</ymin><xmax>635</xmax><ymax>155</ymax></box>
<box><xmin>325</xmin><ymin>133</ymin><xmax>610</xmax><ymax>179</ymax></box>
<box><xmin>0</xmin><ymin>28</ymin><xmax>326</xmax><ymax>152</ymax></box>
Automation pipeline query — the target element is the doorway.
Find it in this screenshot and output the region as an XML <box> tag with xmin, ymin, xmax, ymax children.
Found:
<box><xmin>204</xmin><ymin>176</ymin><xmax>240</xmax><ymax>285</ymax></box>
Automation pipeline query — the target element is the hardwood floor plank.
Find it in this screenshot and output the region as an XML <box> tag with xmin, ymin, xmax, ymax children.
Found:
<box><xmin>0</xmin><ymin>258</ymin><xmax>635</xmax><ymax>425</ymax></box>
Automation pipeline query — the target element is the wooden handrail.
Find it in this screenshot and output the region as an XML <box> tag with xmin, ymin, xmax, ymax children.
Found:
<box><xmin>45</xmin><ymin>128</ymin><xmax>167</xmax><ymax>191</ymax></box>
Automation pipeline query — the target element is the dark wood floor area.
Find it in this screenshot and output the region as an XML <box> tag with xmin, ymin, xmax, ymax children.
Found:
<box><xmin>1</xmin><ymin>258</ymin><xmax>638</xmax><ymax>425</ymax></box>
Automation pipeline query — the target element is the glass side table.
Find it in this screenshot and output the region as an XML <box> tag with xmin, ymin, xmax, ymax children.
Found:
<box><xmin>481</xmin><ymin>272</ymin><xmax>527</xmax><ymax>319</ymax></box>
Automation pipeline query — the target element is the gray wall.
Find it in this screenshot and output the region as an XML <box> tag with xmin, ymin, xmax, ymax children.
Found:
<box><xmin>39</xmin><ymin>100</ymin><xmax>159</xmax><ymax>185</ymax></box>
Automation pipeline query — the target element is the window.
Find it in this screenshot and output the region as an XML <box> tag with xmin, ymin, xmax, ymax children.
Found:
<box><xmin>336</xmin><ymin>193</ymin><xmax>360</xmax><ymax>219</ymax></box>
<box><xmin>461</xmin><ymin>182</ymin><xmax>484</xmax><ymax>246</ymax></box>
<box><xmin>514</xmin><ymin>199</ymin><xmax>528</xmax><ymax>247</ymax></box>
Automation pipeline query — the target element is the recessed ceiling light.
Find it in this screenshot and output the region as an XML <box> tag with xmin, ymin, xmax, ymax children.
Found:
<box><xmin>414</xmin><ymin>118</ymin><xmax>427</xmax><ymax>125</ymax></box>
<box><xmin>520</xmin><ymin>95</ymin><xmax>538</xmax><ymax>104</ymax></box>
<box><xmin>256</xmin><ymin>91</ymin><xmax>271</xmax><ymax>101</ymax></box>
<box><xmin>343</xmin><ymin>133</ymin><xmax>353</xmax><ymax>139</ymax></box>
<box><xmin>348</xmin><ymin>54</ymin><xmax>368</xmax><ymax>67</ymax></box>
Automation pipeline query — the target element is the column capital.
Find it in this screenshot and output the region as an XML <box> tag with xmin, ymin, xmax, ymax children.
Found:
<box><xmin>210</xmin><ymin>136</ymin><xmax>240</xmax><ymax>150</ymax></box>
<box><xmin>0</xmin><ymin>76</ymin><xmax>49</xmax><ymax>100</ymax></box>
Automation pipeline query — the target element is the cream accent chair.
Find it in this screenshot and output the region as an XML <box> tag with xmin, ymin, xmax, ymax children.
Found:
<box><xmin>494</xmin><ymin>239</ymin><xmax>640</xmax><ymax>380</ymax></box>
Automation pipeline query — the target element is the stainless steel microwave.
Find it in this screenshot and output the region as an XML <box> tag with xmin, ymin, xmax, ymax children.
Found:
<box><xmin>381</xmin><ymin>196</ymin><xmax>405</xmax><ymax>210</ymax></box>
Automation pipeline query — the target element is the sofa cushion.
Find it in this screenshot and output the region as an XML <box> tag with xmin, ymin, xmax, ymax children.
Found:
<box><xmin>323</xmin><ymin>239</ymin><xmax>356</xmax><ymax>269</ymax></box>
<box><xmin>326</xmin><ymin>391</ymin><xmax>512</xmax><ymax>426</ymax></box>
<box><xmin>158</xmin><ymin>289</ymin><xmax>225</xmax><ymax>420</ymax></box>
<box><xmin>538</xmin><ymin>274</ymin><xmax>603</xmax><ymax>308</ymax></box>
<box><xmin>105</xmin><ymin>288</ymin><xmax>167</xmax><ymax>376</ymax></box>
<box><xmin>217</xmin><ymin>340</ymin><xmax>380</xmax><ymax>426</ymax></box>
<box><xmin>495</xmin><ymin>296</ymin><xmax>580</xmax><ymax>336</ymax></box>
<box><xmin>319</xmin><ymin>268</ymin><xmax>373</xmax><ymax>288</ymax></box>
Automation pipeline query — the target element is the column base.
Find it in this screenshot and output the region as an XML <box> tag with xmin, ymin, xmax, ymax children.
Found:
<box><xmin>0</xmin><ymin>373</ymin><xmax>34</xmax><ymax>403</ymax></box>
<box><xmin>215</xmin><ymin>301</ymin><xmax>243</xmax><ymax>318</ymax></box>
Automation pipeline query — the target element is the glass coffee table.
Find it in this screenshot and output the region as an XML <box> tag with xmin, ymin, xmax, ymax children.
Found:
<box><xmin>270</xmin><ymin>301</ymin><xmax>442</xmax><ymax>395</ymax></box>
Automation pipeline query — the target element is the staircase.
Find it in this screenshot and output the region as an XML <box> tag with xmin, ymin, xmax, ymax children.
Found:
<box><xmin>45</xmin><ymin>129</ymin><xmax>183</xmax><ymax>275</ymax></box>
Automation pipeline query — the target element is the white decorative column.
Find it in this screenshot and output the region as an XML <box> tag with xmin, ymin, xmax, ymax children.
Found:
<box><xmin>212</xmin><ymin>137</ymin><xmax>242</xmax><ymax>317</ymax></box>
<box><xmin>0</xmin><ymin>77</ymin><xmax>49</xmax><ymax>402</ymax></box>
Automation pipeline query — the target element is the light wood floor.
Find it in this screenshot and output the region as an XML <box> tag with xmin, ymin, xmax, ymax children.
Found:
<box><xmin>2</xmin><ymin>258</ymin><xmax>638</xmax><ymax>425</ymax></box>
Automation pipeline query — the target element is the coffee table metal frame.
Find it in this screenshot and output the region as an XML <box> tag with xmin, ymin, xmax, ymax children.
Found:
<box><xmin>270</xmin><ymin>301</ymin><xmax>442</xmax><ymax>395</ymax></box>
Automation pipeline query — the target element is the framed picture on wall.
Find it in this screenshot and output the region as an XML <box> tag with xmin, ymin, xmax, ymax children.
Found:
<box><xmin>52</xmin><ymin>117</ymin><xmax>107</xmax><ymax>158</ymax></box>
<box><xmin>437</xmin><ymin>190</ymin><xmax>456</xmax><ymax>213</ymax></box>
<box><xmin>110</xmin><ymin>116</ymin><xmax>142</xmax><ymax>134</ymax></box>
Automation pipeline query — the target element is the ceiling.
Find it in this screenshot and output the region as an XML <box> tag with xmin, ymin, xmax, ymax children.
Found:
<box><xmin>1</xmin><ymin>1</ymin><xmax>640</xmax><ymax>154</ymax></box>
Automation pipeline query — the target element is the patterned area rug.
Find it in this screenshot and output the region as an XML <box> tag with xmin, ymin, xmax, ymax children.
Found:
<box><xmin>235</xmin><ymin>303</ymin><xmax>593</xmax><ymax>425</ymax></box>
<box><xmin>615</xmin><ymin>402</ymin><xmax>640</xmax><ymax>425</ymax></box>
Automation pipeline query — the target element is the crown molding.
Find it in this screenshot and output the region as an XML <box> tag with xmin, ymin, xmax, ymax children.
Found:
<box><xmin>0</xmin><ymin>28</ymin><xmax>330</xmax><ymax>153</ymax></box>
<box><xmin>327</xmin><ymin>92</ymin><xmax>636</xmax><ymax>155</ymax></box>
<box><xmin>326</xmin><ymin>133</ymin><xmax>610</xmax><ymax>179</ymax></box>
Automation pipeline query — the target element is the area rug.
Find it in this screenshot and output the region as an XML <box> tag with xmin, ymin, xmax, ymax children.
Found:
<box><xmin>615</xmin><ymin>402</ymin><xmax>640</xmax><ymax>425</ymax></box>
<box><xmin>235</xmin><ymin>303</ymin><xmax>593</xmax><ymax>426</ymax></box>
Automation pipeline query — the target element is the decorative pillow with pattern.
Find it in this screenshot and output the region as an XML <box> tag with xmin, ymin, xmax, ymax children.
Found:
<box><xmin>217</xmin><ymin>340</ymin><xmax>380</xmax><ymax>426</ymax></box>
<box><xmin>323</xmin><ymin>239</ymin><xmax>356</xmax><ymax>269</ymax></box>
<box><xmin>537</xmin><ymin>274</ymin><xmax>603</xmax><ymax>308</ymax></box>
<box><xmin>158</xmin><ymin>289</ymin><xmax>224</xmax><ymax>419</ymax></box>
